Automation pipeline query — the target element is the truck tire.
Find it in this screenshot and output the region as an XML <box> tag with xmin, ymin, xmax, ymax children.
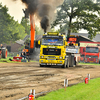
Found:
<box><xmin>62</xmin><ymin>61</ymin><xmax>67</xmax><ymax>68</ymax></box>
<box><xmin>67</xmin><ymin>59</ymin><xmax>69</xmax><ymax>68</ymax></box>
<box><xmin>40</xmin><ymin>64</ymin><xmax>44</xmax><ymax>67</ymax></box>
<box><xmin>74</xmin><ymin>60</ymin><xmax>76</xmax><ymax>65</ymax></box>
<box><xmin>47</xmin><ymin>65</ymin><xmax>51</xmax><ymax>67</ymax></box>
<box><xmin>99</xmin><ymin>60</ymin><xmax>100</xmax><ymax>64</ymax></box>
<box><xmin>2</xmin><ymin>49</ymin><xmax>7</xmax><ymax>58</ymax></box>
<box><xmin>69</xmin><ymin>55</ymin><xmax>74</xmax><ymax>67</ymax></box>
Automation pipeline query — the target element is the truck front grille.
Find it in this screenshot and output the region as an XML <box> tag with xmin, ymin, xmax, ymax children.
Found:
<box><xmin>43</xmin><ymin>48</ymin><xmax>61</xmax><ymax>55</ymax></box>
<box><xmin>86</xmin><ymin>55</ymin><xmax>98</xmax><ymax>58</ymax></box>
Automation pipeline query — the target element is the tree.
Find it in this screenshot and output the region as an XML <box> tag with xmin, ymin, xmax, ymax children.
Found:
<box><xmin>97</xmin><ymin>0</ymin><xmax>100</xmax><ymax>3</ymax></box>
<box><xmin>52</xmin><ymin>0</ymin><xmax>100</xmax><ymax>39</ymax></box>
<box><xmin>0</xmin><ymin>3</ymin><xmax>26</xmax><ymax>43</ymax></box>
<box><xmin>21</xmin><ymin>16</ymin><xmax>44</xmax><ymax>36</ymax></box>
<box><xmin>21</xmin><ymin>17</ymin><xmax>30</xmax><ymax>35</ymax></box>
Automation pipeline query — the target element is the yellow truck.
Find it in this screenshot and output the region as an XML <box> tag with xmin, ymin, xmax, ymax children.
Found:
<box><xmin>39</xmin><ymin>32</ymin><xmax>80</xmax><ymax>68</ymax></box>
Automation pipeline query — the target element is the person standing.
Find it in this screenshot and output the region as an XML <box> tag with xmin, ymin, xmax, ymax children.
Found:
<box><xmin>0</xmin><ymin>44</ymin><xmax>3</xmax><ymax>48</ymax></box>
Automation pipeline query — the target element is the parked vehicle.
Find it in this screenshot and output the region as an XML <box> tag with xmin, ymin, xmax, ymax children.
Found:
<box><xmin>84</xmin><ymin>46</ymin><xmax>100</xmax><ymax>63</ymax></box>
<box><xmin>80</xmin><ymin>41</ymin><xmax>100</xmax><ymax>63</ymax></box>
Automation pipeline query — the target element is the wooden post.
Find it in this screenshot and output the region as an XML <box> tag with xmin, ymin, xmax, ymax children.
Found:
<box><xmin>34</xmin><ymin>89</ymin><xmax>35</xmax><ymax>99</ymax></box>
<box><xmin>64</xmin><ymin>79</ymin><xmax>68</xmax><ymax>91</ymax></box>
<box><xmin>87</xmin><ymin>73</ymin><xmax>90</xmax><ymax>80</ymax></box>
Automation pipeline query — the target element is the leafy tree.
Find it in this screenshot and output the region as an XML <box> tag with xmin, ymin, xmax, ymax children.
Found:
<box><xmin>21</xmin><ymin>16</ymin><xmax>44</xmax><ymax>36</ymax></box>
<box><xmin>52</xmin><ymin>0</ymin><xmax>100</xmax><ymax>39</ymax></box>
<box><xmin>10</xmin><ymin>22</ymin><xmax>27</xmax><ymax>41</ymax></box>
<box><xmin>21</xmin><ymin>17</ymin><xmax>30</xmax><ymax>35</ymax></box>
<box><xmin>0</xmin><ymin>3</ymin><xmax>26</xmax><ymax>43</ymax></box>
<box><xmin>97</xmin><ymin>0</ymin><xmax>100</xmax><ymax>3</ymax></box>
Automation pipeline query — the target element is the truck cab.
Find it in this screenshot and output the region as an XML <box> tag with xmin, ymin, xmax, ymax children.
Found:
<box><xmin>84</xmin><ymin>46</ymin><xmax>100</xmax><ymax>63</ymax></box>
<box><xmin>39</xmin><ymin>32</ymin><xmax>68</xmax><ymax>68</ymax></box>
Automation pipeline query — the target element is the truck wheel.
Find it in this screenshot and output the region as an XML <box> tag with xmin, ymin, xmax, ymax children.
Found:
<box><xmin>2</xmin><ymin>49</ymin><xmax>7</xmax><ymax>58</ymax></box>
<box><xmin>40</xmin><ymin>64</ymin><xmax>44</xmax><ymax>67</ymax></box>
<box><xmin>47</xmin><ymin>65</ymin><xmax>51</xmax><ymax>67</ymax></box>
<box><xmin>62</xmin><ymin>61</ymin><xmax>66</xmax><ymax>68</ymax></box>
<box><xmin>67</xmin><ymin>59</ymin><xmax>69</xmax><ymax>68</ymax></box>
<box><xmin>64</xmin><ymin>62</ymin><xmax>66</xmax><ymax>68</ymax></box>
<box><xmin>74</xmin><ymin>60</ymin><xmax>76</xmax><ymax>65</ymax></box>
<box><xmin>99</xmin><ymin>60</ymin><xmax>100</xmax><ymax>64</ymax></box>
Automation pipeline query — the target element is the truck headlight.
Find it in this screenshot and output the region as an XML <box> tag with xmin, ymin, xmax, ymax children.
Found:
<box><xmin>41</xmin><ymin>60</ymin><xmax>43</xmax><ymax>62</ymax></box>
<box><xmin>41</xmin><ymin>56</ymin><xmax>44</xmax><ymax>58</ymax></box>
<box><xmin>59</xmin><ymin>57</ymin><xmax>63</xmax><ymax>59</ymax></box>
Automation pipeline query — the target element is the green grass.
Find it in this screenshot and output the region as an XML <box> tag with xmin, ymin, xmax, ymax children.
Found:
<box><xmin>0</xmin><ymin>57</ymin><xmax>13</xmax><ymax>63</ymax></box>
<box><xmin>36</xmin><ymin>78</ymin><xmax>100</xmax><ymax>100</ymax></box>
<box><xmin>0</xmin><ymin>57</ymin><xmax>39</xmax><ymax>63</ymax></box>
<box><xmin>79</xmin><ymin>62</ymin><xmax>100</xmax><ymax>65</ymax></box>
<box><xmin>0</xmin><ymin>57</ymin><xmax>22</xmax><ymax>63</ymax></box>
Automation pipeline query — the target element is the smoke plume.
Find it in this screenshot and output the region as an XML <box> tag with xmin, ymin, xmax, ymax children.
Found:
<box><xmin>13</xmin><ymin>0</ymin><xmax>64</xmax><ymax>32</ymax></box>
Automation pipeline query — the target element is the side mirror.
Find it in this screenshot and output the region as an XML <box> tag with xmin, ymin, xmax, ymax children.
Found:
<box><xmin>38</xmin><ymin>40</ymin><xmax>40</xmax><ymax>45</ymax></box>
<box><xmin>35</xmin><ymin>40</ymin><xmax>40</xmax><ymax>48</ymax></box>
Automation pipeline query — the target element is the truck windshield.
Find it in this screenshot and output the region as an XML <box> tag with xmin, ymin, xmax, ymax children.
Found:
<box><xmin>42</xmin><ymin>38</ymin><xmax>63</xmax><ymax>46</ymax></box>
<box><xmin>86</xmin><ymin>47</ymin><xmax>99</xmax><ymax>53</ymax></box>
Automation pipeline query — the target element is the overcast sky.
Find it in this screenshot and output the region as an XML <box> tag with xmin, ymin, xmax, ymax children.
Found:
<box><xmin>0</xmin><ymin>0</ymin><xmax>25</xmax><ymax>23</ymax></box>
<box><xmin>0</xmin><ymin>0</ymin><xmax>88</xmax><ymax>33</ymax></box>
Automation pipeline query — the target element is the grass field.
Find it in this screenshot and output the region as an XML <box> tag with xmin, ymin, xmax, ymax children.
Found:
<box><xmin>36</xmin><ymin>78</ymin><xmax>100</xmax><ymax>100</ymax></box>
<box><xmin>0</xmin><ymin>57</ymin><xmax>38</xmax><ymax>63</ymax></box>
<box><xmin>79</xmin><ymin>62</ymin><xmax>100</xmax><ymax>65</ymax></box>
<box><xmin>0</xmin><ymin>57</ymin><xmax>13</xmax><ymax>63</ymax></box>
<box><xmin>0</xmin><ymin>58</ymin><xmax>99</xmax><ymax>64</ymax></box>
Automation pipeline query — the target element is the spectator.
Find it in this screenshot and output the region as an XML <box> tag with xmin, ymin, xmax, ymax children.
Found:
<box><xmin>25</xmin><ymin>43</ymin><xmax>29</xmax><ymax>49</ymax></box>
<box><xmin>21</xmin><ymin>49</ymin><xmax>26</xmax><ymax>59</ymax></box>
<box><xmin>0</xmin><ymin>44</ymin><xmax>3</xmax><ymax>48</ymax></box>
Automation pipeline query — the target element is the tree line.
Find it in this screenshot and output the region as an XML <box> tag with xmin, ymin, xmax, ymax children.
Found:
<box><xmin>1</xmin><ymin>0</ymin><xmax>100</xmax><ymax>43</ymax></box>
<box><xmin>0</xmin><ymin>3</ymin><xmax>43</xmax><ymax>44</ymax></box>
<box><xmin>0</xmin><ymin>3</ymin><xmax>27</xmax><ymax>43</ymax></box>
<box><xmin>52</xmin><ymin>0</ymin><xmax>100</xmax><ymax>39</ymax></box>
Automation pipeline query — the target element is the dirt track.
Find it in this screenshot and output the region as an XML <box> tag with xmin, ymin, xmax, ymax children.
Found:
<box><xmin>0</xmin><ymin>62</ymin><xmax>100</xmax><ymax>100</ymax></box>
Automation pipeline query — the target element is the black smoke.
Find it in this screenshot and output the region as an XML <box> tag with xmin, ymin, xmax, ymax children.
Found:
<box><xmin>13</xmin><ymin>0</ymin><xmax>64</xmax><ymax>32</ymax></box>
<box><xmin>41</xmin><ymin>16</ymin><xmax>49</xmax><ymax>33</ymax></box>
<box><xmin>21</xmin><ymin>0</ymin><xmax>38</xmax><ymax>14</ymax></box>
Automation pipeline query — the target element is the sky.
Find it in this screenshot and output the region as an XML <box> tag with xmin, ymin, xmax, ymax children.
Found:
<box><xmin>0</xmin><ymin>0</ymin><xmax>25</xmax><ymax>23</ymax></box>
<box><xmin>0</xmin><ymin>0</ymin><xmax>88</xmax><ymax>33</ymax></box>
